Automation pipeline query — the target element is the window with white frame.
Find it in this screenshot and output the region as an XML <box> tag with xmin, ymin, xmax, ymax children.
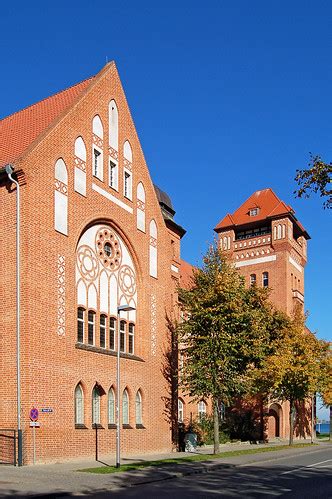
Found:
<box><xmin>120</xmin><ymin>320</ymin><xmax>126</xmax><ymax>353</ymax></box>
<box><xmin>124</xmin><ymin>170</ymin><xmax>132</xmax><ymax>200</ymax></box>
<box><xmin>135</xmin><ymin>390</ymin><xmax>142</xmax><ymax>425</ymax></box>
<box><xmin>178</xmin><ymin>399</ymin><xmax>184</xmax><ymax>423</ymax></box>
<box><xmin>77</xmin><ymin>308</ymin><xmax>85</xmax><ymax>343</ymax></box>
<box><xmin>108</xmin><ymin>388</ymin><xmax>115</xmax><ymax>425</ymax></box>
<box><xmin>249</xmin><ymin>208</ymin><xmax>259</xmax><ymax>216</ymax></box>
<box><xmin>88</xmin><ymin>311</ymin><xmax>95</xmax><ymax>345</ymax></box>
<box><xmin>122</xmin><ymin>389</ymin><xmax>129</xmax><ymax>425</ymax></box>
<box><xmin>262</xmin><ymin>272</ymin><xmax>269</xmax><ymax>287</ymax></box>
<box><xmin>100</xmin><ymin>314</ymin><xmax>106</xmax><ymax>348</ymax></box>
<box><xmin>75</xmin><ymin>384</ymin><xmax>84</xmax><ymax>425</ymax></box>
<box><xmin>109</xmin><ymin>160</ymin><xmax>118</xmax><ymax>190</ymax></box>
<box><xmin>93</xmin><ymin>148</ymin><xmax>102</xmax><ymax>179</ymax></box>
<box><xmin>128</xmin><ymin>323</ymin><xmax>134</xmax><ymax>354</ymax></box>
<box><xmin>92</xmin><ymin>386</ymin><xmax>100</xmax><ymax>425</ymax></box>
<box><xmin>198</xmin><ymin>400</ymin><xmax>207</xmax><ymax>420</ymax></box>
<box><xmin>109</xmin><ymin>317</ymin><xmax>116</xmax><ymax>351</ymax></box>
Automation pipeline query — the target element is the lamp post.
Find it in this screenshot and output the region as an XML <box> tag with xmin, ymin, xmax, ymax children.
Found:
<box><xmin>116</xmin><ymin>304</ymin><xmax>135</xmax><ymax>468</ymax></box>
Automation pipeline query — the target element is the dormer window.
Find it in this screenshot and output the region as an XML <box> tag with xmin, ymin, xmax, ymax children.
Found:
<box><xmin>249</xmin><ymin>208</ymin><xmax>259</xmax><ymax>216</ymax></box>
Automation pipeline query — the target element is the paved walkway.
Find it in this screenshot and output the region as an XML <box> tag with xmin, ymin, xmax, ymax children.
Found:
<box><xmin>0</xmin><ymin>440</ymin><xmax>325</xmax><ymax>498</ymax></box>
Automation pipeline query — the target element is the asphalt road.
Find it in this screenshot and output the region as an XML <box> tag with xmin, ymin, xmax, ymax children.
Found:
<box><xmin>108</xmin><ymin>446</ymin><xmax>332</xmax><ymax>498</ymax></box>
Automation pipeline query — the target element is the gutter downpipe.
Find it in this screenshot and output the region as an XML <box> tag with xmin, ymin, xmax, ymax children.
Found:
<box><xmin>5</xmin><ymin>164</ymin><xmax>22</xmax><ymax>466</ymax></box>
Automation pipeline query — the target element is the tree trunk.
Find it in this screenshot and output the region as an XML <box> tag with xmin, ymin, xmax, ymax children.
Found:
<box><xmin>213</xmin><ymin>399</ymin><xmax>220</xmax><ymax>454</ymax></box>
<box><xmin>289</xmin><ymin>399</ymin><xmax>295</xmax><ymax>446</ymax></box>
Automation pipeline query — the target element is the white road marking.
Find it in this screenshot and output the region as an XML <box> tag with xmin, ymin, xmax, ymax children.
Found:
<box><xmin>281</xmin><ymin>458</ymin><xmax>332</xmax><ymax>475</ymax></box>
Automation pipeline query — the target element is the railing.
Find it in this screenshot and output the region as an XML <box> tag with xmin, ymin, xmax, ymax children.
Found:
<box><xmin>0</xmin><ymin>429</ymin><xmax>17</xmax><ymax>466</ymax></box>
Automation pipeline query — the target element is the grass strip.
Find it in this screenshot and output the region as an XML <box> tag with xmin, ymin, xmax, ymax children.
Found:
<box><xmin>78</xmin><ymin>443</ymin><xmax>315</xmax><ymax>474</ymax></box>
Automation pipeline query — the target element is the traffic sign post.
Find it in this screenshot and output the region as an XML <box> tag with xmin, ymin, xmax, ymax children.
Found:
<box><xmin>29</xmin><ymin>408</ymin><xmax>39</xmax><ymax>464</ymax></box>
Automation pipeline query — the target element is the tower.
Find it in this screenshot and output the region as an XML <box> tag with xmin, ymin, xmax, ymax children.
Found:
<box><xmin>214</xmin><ymin>188</ymin><xmax>310</xmax><ymax>315</ymax></box>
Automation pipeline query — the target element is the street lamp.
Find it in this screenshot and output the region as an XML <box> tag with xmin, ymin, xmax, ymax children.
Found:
<box><xmin>116</xmin><ymin>304</ymin><xmax>136</xmax><ymax>468</ymax></box>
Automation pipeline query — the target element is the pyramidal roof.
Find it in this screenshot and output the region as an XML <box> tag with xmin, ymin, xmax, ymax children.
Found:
<box><xmin>0</xmin><ymin>69</ymin><xmax>103</xmax><ymax>166</ymax></box>
<box><xmin>214</xmin><ymin>188</ymin><xmax>309</xmax><ymax>238</ymax></box>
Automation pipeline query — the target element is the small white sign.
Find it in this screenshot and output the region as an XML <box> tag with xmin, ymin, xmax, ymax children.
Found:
<box><xmin>30</xmin><ymin>421</ymin><xmax>40</xmax><ymax>427</ymax></box>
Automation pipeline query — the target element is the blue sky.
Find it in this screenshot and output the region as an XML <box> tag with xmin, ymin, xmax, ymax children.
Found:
<box><xmin>1</xmin><ymin>1</ymin><xmax>330</xmax><ymax>416</ymax></box>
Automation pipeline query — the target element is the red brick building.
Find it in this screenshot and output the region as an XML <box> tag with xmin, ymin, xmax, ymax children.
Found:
<box><xmin>214</xmin><ymin>188</ymin><xmax>311</xmax><ymax>440</ymax></box>
<box><xmin>0</xmin><ymin>63</ymin><xmax>185</xmax><ymax>464</ymax></box>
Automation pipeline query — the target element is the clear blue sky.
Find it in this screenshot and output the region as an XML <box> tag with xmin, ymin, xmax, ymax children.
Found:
<box><xmin>1</xmin><ymin>1</ymin><xmax>331</xmax><ymax>356</ymax></box>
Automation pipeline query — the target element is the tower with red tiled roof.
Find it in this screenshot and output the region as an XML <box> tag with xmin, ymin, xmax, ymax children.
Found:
<box><xmin>214</xmin><ymin>188</ymin><xmax>310</xmax><ymax>314</ymax></box>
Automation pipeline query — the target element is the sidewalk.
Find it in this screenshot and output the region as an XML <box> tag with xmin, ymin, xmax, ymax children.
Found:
<box><xmin>0</xmin><ymin>440</ymin><xmax>326</xmax><ymax>498</ymax></box>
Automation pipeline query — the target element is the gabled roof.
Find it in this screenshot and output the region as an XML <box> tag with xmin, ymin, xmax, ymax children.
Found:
<box><xmin>0</xmin><ymin>74</ymin><xmax>97</xmax><ymax>166</ymax></box>
<box><xmin>180</xmin><ymin>259</ymin><xmax>195</xmax><ymax>290</ymax></box>
<box><xmin>214</xmin><ymin>188</ymin><xmax>309</xmax><ymax>239</ymax></box>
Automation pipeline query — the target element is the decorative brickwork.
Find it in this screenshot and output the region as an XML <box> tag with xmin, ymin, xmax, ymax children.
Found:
<box><xmin>57</xmin><ymin>255</ymin><xmax>66</xmax><ymax>337</ymax></box>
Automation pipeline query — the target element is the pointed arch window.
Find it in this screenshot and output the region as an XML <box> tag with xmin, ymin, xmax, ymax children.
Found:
<box><xmin>88</xmin><ymin>311</ymin><xmax>95</xmax><ymax>345</ymax></box>
<box><xmin>92</xmin><ymin>386</ymin><xmax>101</xmax><ymax>425</ymax></box>
<box><xmin>135</xmin><ymin>390</ymin><xmax>142</xmax><ymax>426</ymax></box>
<box><xmin>108</xmin><ymin>388</ymin><xmax>115</xmax><ymax>425</ymax></box>
<box><xmin>75</xmin><ymin>384</ymin><xmax>84</xmax><ymax>425</ymax></box>
<box><xmin>122</xmin><ymin>389</ymin><xmax>129</xmax><ymax>425</ymax></box>
<box><xmin>100</xmin><ymin>314</ymin><xmax>107</xmax><ymax>348</ymax></box>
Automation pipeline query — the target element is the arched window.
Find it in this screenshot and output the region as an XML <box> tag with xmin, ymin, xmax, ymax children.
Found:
<box><xmin>262</xmin><ymin>272</ymin><xmax>269</xmax><ymax>287</ymax></box>
<box><xmin>92</xmin><ymin>115</ymin><xmax>103</xmax><ymax>180</ymax></box>
<box><xmin>92</xmin><ymin>386</ymin><xmax>101</xmax><ymax>425</ymax></box>
<box><xmin>108</xmin><ymin>388</ymin><xmax>115</xmax><ymax>425</ymax></box>
<box><xmin>109</xmin><ymin>100</ymin><xmax>119</xmax><ymax>151</ymax></box>
<box><xmin>282</xmin><ymin>224</ymin><xmax>286</xmax><ymax>239</ymax></box>
<box><xmin>178</xmin><ymin>399</ymin><xmax>184</xmax><ymax>423</ymax></box>
<box><xmin>54</xmin><ymin>158</ymin><xmax>68</xmax><ymax>235</ymax></box>
<box><xmin>122</xmin><ymin>389</ymin><xmax>129</xmax><ymax>425</ymax></box>
<box><xmin>88</xmin><ymin>311</ymin><xmax>95</xmax><ymax>345</ymax></box>
<box><xmin>77</xmin><ymin>307</ymin><xmax>85</xmax><ymax>343</ymax></box>
<box><xmin>135</xmin><ymin>390</ymin><xmax>142</xmax><ymax>425</ymax></box>
<box><xmin>74</xmin><ymin>136</ymin><xmax>87</xmax><ymax>196</ymax></box>
<box><xmin>149</xmin><ymin>220</ymin><xmax>158</xmax><ymax>278</ymax></box>
<box><xmin>274</xmin><ymin>226</ymin><xmax>277</xmax><ymax>240</ymax></box>
<box><xmin>136</xmin><ymin>182</ymin><xmax>146</xmax><ymax>232</ymax></box>
<box><xmin>250</xmin><ymin>274</ymin><xmax>256</xmax><ymax>286</ymax></box>
<box><xmin>100</xmin><ymin>314</ymin><xmax>107</xmax><ymax>348</ymax></box>
<box><xmin>75</xmin><ymin>384</ymin><xmax>84</xmax><ymax>425</ymax></box>
<box><xmin>198</xmin><ymin>400</ymin><xmax>206</xmax><ymax>420</ymax></box>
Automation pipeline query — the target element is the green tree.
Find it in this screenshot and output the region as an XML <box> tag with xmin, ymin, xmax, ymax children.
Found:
<box><xmin>294</xmin><ymin>153</ymin><xmax>332</xmax><ymax>208</ymax></box>
<box><xmin>319</xmin><ymin>345</ymin><xmax>332</xmax><ymax>440</ymax></box>
<box><xmin>249</xmin><ymin>311</ymin><xmax>330</xmax><ymax>445</ymax></box>
<box><xmin>178</xmin><ymin>244</ymin><xmax>277</xmax><ymax>452</ymax></box>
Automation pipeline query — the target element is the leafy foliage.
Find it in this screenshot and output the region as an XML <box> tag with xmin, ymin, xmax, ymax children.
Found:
<box><xmin>294</xmin><ymin>153</ymin><xmax>332</xmax><ymax>208</ymax></box>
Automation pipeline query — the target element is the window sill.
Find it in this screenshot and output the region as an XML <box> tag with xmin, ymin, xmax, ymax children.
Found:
<box><xmin>92</xmin><ymin>424</ymin><xmax>104</xmax><ymax>429</ymax></box>
<box><xmin>136</xmin><ymin>424</ymin><xmax>145</xmax><ymax>429</ymax></box>
<box><xmin>75</xmin><ymin>343</ymin><xmax>144</xmax><ymax>362</ymax></box>
<box><xmin>75</xmin><ymin>424</ymin><xmax>88</xmax><ymax>430</ymax></box>
<box><xmin>108</xmin><ymin>424</ymin><xmax>117</xmax><ymax>429</ymax></box>
<box><xmin>122</xmin><ymin>424</ymin><xmax>133</xmax><ymax>429</ymax></box>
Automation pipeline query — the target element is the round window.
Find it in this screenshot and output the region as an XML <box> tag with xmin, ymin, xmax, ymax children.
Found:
<box><xmin>104</xmin><ymin>242</ymin><xmax>112</xmax><ymax>257</ymax></box>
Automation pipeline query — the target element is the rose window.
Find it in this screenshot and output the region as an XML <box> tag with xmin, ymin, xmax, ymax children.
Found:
<box><xmin>95</xmin><ymin>227</ymin><xmax>122</xmax><ymax>270</ymax></box>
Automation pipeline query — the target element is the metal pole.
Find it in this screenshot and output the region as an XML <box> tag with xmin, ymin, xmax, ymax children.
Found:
<box><xmin>6</xmin><ymin>165</ymin><xmax>22</xmax><ymax>466</ymax></box>
<box><xmin>116</xmin><ymin>311</ymin><xmax>121</xmax><ymax>468</ymax></box>
<box><xmin>311</xmin><ymin>394</ymin><xmax>315</xmax><ymax>444</ymax></box>
<box><xmin>33</xmin><ymin>426</ymin><xmax>36</xmax><ymax>464</ymax></box>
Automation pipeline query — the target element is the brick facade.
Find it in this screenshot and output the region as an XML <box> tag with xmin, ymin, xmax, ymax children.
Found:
<box><xmin>0</xmin><ymin>63</ymin><xmax>184</xmax><ymax>464</ymax></box>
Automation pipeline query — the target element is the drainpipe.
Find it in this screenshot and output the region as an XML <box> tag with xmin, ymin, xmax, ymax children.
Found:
<box><xmin>4</xmin><ymin>164</ymin><xmax>22</xmax><ymax>466</ymax></box>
